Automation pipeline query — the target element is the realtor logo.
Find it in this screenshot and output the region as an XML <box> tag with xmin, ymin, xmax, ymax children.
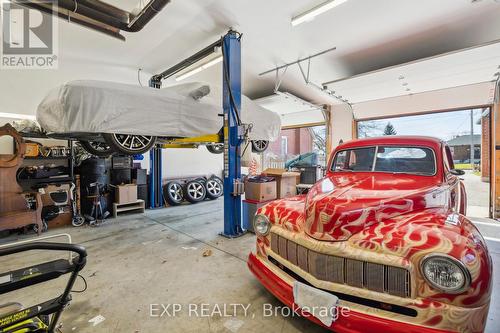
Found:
<box><xmin>1</xmin><ymin>0</ymin><xmax>58</xmax><ymax>69</ymax></box>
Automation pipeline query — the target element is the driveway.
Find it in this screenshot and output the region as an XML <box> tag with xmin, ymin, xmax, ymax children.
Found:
<box><xmin>462</xmin><ymin>170</ymin><xmax>490</xmax><ymax>218</ymax></box>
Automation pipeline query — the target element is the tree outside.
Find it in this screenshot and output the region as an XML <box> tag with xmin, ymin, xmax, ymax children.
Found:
<box><xmin>383</xmin><ymin>122</ymin><xmax>397</xmax><ymax>135</ymax></box>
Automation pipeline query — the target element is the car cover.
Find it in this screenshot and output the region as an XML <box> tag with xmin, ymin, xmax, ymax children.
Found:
<box><xmin>37</xmin><ymin>80</ymin><xmax>281</xmax><ymax>141</ymax></box>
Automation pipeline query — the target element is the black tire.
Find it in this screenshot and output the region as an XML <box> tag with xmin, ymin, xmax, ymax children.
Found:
<box><xmin>205</xmin><ymin>178</ymin><xmax>223</xmax><ymax>200</ymax></box>
<box><xmin>251</xmin><ymin>140</ymin><xmax>269</xmax><ymax>153</ymax></box>
<box><xmin>33</xmin><ymin>221</ymin><xmax>48</xmax><ymax>233</ymax></box>
<box><xmin>210</xmin><ymin>175</ymin><xmax>223</xmax><ymax>186</ymax></box>
<box><xmin>163</xmin><ymin>181</ymin><xmax>184</xmax><ymax>206</ymax></box>
<box><xmin>103</xmin><ymin>133</ymin><xmax>157</xmax><ymax>155</ymax></box>
<box><xmin>193</xmin><ymin>176</ymin><xmax>207</xmax><ymax>184</ymax></box>
<box><xmin>206</xmin><ymin>144</ymin><xmax>224</xmax><ymax>154</ymax></box>
<box><xmin>184</xmin><ymin>180</ymin><xmax>206</xmax><ymax>203</ymax></box>
<box><xmin>72</xmin><ymin>215</ymin><xmax>85</xmax><ymax>227</ymax></box>
<box><xmin>80</xmin><ymin>140</ymin><xmax>114</xmax><ymax>157</ymax></box>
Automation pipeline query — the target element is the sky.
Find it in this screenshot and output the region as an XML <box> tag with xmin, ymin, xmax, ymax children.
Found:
<box><xmin>358</xmin><ymin>108</ymin><xmax>485</xmax><ymax>141</ymax></box>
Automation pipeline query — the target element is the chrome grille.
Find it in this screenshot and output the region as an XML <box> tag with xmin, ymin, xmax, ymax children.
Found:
<box><xmin>345</xmin><ymin>258</ymin><xmax>364</xmax><ymax>288</ymax></box>
<box><xmin>270</xmin><ymin>233</ymin><xmax>410</xmax><ymax>298</ymax></box>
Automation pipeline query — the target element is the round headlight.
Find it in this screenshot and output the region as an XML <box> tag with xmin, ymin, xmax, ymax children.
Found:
<box><xmin>253</xmin><ymin>214</ymin><xmax>270</xmax><ymax>236</ymax></box>
<box><xmin>421</xmin><ymin>254</ymin><xmax>471</xmax><ymax>294</ymax></box>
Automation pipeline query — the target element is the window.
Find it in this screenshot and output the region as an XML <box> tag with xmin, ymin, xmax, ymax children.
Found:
<box><xmin>332</xmin><ymin>146</ymin><xmax>436</xmax><ymax>175</ymax></box>
<box><xmin>266</xmin><ymin>125</ymin><xmax>328</xmax><ymax>168</ymax></box>
<box><xmin>443</xmin><ymin>145</ymin><xmax>455</xmax><ymax>171</ymax></box>
<box><xmin>332</xmin><ymin>147</ymin><xmax>375</xmax><ymax>172</ymax></box>
<box><xmin>280</xmin><ymin>137</ymin><xmax>288</xmax><ymax>157</ymax></box>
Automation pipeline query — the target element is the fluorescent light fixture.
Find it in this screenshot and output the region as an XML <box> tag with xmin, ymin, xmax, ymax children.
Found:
<box><xmin>175</xmin><ymin>56</ymin><xmax>223</xmax><ymax>81</ymax></box>
<box><xmin>0</xmin><ymin>112</ymin><xmax>36</xmax><ymax>120</ymax></box>
<box><xmin>291</xmin><ymin>0</ymin><xmax>349</xmax><ymax>26</ymax></box>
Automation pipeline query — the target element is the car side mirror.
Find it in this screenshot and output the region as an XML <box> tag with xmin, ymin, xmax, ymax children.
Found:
<box><xmin>450</xmin><ymin>169</ymin><xmax>465</xmax><ymax>176</ymax></box>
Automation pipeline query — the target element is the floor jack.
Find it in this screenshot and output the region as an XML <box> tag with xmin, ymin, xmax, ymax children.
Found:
<box><xmin>0</xmin><ymin>242</ymin><xmax>87</xmax><ymax>332</ymax></box>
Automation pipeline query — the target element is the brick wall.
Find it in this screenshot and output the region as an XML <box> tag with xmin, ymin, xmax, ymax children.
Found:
<box><xmin>269</xmin><ymin>128</ymin><xmax>314</xmax><ymax>158</ymax></box>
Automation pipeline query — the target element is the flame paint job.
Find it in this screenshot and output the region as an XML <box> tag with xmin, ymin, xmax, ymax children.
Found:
<box><xmin>249</xmin><ymin>136</ymin><xmax>492</xmax><ymax>333</ymax></box>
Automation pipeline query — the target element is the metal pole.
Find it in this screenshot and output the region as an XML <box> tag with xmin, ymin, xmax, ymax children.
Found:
<box><xmin>148</xmin><ymin>78</ymin><xmax>163</xmax><ymax>208</ymax></box>
<box><xmin>221</xmin><ymin>31</ymin><xmax>244</xmax><ymax>237</ymax></box>
<box><xmin>470</xmin><ymin>110</ymin><xmax>474</xmax><ymax>168</ymax></box>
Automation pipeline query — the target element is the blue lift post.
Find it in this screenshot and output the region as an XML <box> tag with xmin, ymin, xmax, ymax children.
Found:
<box><xmin>147</xmin><ymin>30</ymin><xmax>244</xmax><ymax>235</ymax></box>
<box><xmin>221</xmin><ymin>31</ymin><xmax>244</xmax><ymax>237</ymax></box>
<box><xmin>148</xmin><ymin>78</ymin><xmax>163</xmax><ymax>209</ymax></box>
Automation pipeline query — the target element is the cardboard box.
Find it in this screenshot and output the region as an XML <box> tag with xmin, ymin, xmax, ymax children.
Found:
<box><xmin>243</xmin><ymin>199</ymin><xmax>274</xmax><ymax>232</ymax></box>
<box><xmin>262</xmin><ymin>168</ymin><xmax>300</xmax><ymax>198</ymax></box>
<box><xmin>115</xmin><ymin>184</ymin><xmax>138</xmax><ymax>204</ymax></box>
<box><xmin>245</xmin><ymin>180</ymin><xmax>277</xmax><ymax>202</ymax></box>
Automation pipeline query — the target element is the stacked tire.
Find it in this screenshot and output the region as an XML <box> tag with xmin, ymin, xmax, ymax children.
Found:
<box><xmin>163</xmin><ymin>181</ymin><xmax>184</xmax><ymax>206</ymax></box>
<box><xmin>204</xmin><ymin>176</ymin><xmax>223</xmax><ymax>200</ymax></box>
<box><xmin>163</xmin><ymin>175</ymin><xmax>223</xmax><ymax>206</ymax></box>
<box><xmin>79</xmin><ymin>158</ymin><xmax>109</xmax><ymax>216</ymax></box>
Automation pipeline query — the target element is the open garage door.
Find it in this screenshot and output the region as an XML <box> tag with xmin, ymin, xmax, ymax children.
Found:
<box><xmin>328</xmin><ymin>41</ymin><xmax>500</xmax><ymax>219</ymax></box>
<box><xmin>255</xmin><ymin>92</ymin><xmax>325</xmax><ymax>127</ymax></box>
<box><xmin>357</xmin><ymin>107</ymin><xmax>492</xmax><ymax>219</ymax></box>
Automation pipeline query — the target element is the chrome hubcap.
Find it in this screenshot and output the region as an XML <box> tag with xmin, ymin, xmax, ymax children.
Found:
<box><xmin>206</xmin><ymin>180</ymin><xmax>222</xmax><ymax>196</ymax></box>
<box><xmin>254</xmin><ymin>140</ymin><xmax>268</xmax><ymax>151</ymax></box>
<box><xmin>168</xmin><ymin>183</ymin><xmax>183</xmax><ymax>202</ymax></box>
<box><xmin>187</xmin><ymin>182</ymin><xmax>204</xmax><ymax>199</ymax></box>
<box><xmin>210</xmin><ymin>144</ymin><xmax>224</xmax><ymax>152</ymax></box>
<box><xmin>113</xmin><ymin>134</ymin><xmax>153</xmax><ymax>151</ymax></box>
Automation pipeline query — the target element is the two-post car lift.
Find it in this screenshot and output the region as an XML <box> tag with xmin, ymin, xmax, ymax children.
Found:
<box><xmin>147</xmin><ymin>30</ymin><xmax>245</xmax><ymax>237</ymax></box>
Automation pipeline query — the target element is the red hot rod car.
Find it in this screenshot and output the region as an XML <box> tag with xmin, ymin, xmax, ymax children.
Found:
<box><xmin>248</xmin><ymin>136</ymin><xmax>491</xmax><ymax>333</ymax></box>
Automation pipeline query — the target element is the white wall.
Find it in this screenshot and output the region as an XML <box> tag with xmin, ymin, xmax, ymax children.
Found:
<box><xmin>139</xmin><ymin>147</ymin><xmax>223</xmax><ymax>181</ymax></box>
<box><xmin>330</xmin><ymin>103</ymin><xmax>354</xmax><ymax>149</ymax></box>
<box><xmin>353</xmin><ymin>82</ymin><xmax>496</xmax><ymax>120</ymax></box>
<box><xmin>0</xmin><ymin>59</ymin><xmax>152</xmax><ymax>117</ymax></box>
<box><xmin>0</xmin><ymin>59</ymin><xmax>223</xmax><ymax>179</ymax></box>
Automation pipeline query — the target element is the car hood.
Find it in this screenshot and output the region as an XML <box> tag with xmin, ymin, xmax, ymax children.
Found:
<box><xmin>304</xmin><ymin>172</ymin><xmax>446</xmax><ymax>241</ymax></box>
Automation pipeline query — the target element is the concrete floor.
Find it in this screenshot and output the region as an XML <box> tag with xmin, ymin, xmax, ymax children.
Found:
<box><xmin>0</xmin><ymin>200</ymin><xmax>499</xmax><ymax>333</ymax></box>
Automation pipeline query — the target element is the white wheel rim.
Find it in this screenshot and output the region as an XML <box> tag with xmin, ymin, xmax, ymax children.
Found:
<box><xmin>113</xmin><ymin>134</ymin><xmax>153</xmax><ymax>151</ymax></box>
<box><xmin>207</xmin><ymin>180</ymin><xmax>222</xmax><ymax>196</ymax></box>
<box><xmin>187</xmin><ymin>183</ymin><xmax>204</xmax><ymax>199</ymax></box>
<box><xmin>210</xmin><ymin>144</ymin><xmax>224</xmax><ymax>152</ymax></box>
<box><xmin>254</xmin><ymin>140</ymin><xmax>268</xmax><ymax>151</ymax></box>
<box><xmin>168</xmin><ymin>183</ymin><xmax>182</xmax><ymax>202</ymax></box>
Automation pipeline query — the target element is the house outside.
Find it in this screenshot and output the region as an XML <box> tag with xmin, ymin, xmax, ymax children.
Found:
<box><xmin>446</xmin><ymin>134</ymin><xmax>481</xmax><ymax>164</ymax></box>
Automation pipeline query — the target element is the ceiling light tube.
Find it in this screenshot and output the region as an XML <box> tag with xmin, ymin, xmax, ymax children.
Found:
<box><xmin>175</xmin><ymin>56</ymin><xmax>223</xmax><ymax>81</ymax></box>
<box><xmin>292</xmin><ymin>0</ymin><xmax>349</xmax><ymax>26</ymax></box>
<box><xmin>0</xmin><ymin>112</ymin><xmax>36</xmax><ymax>120</ymax></box>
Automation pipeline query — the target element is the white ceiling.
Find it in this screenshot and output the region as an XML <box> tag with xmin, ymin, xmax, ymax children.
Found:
<box><xmin>255</xmin><ymin>92</ymin><xmax>325</xmax><ymax>127</ymax></box>
<box><xmin>326</xmin><ymin>40</ymin><xmax>500</xmax><ymax>104</ymax></box>
<box><xmin>41</xmin><ymin>0</ymin><xmax>500</xmax><ymax>104</ymax></box>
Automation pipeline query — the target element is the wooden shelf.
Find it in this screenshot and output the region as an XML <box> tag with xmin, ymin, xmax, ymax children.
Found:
<box><xmin>112</xmin><ymin>200</ymin><xmax>145</xmax><ymax>218</ymax></box>
<box><xmin>18</xmin><ymin>176</ymin><xmax>73</xmax><ymax>183</ymax></box>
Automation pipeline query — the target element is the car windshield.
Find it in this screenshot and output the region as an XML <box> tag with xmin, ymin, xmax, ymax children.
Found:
<box><xmin>331</xmin><ymin>146</ymin><xmax>436</xmax><ymax>175</ymax></box>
